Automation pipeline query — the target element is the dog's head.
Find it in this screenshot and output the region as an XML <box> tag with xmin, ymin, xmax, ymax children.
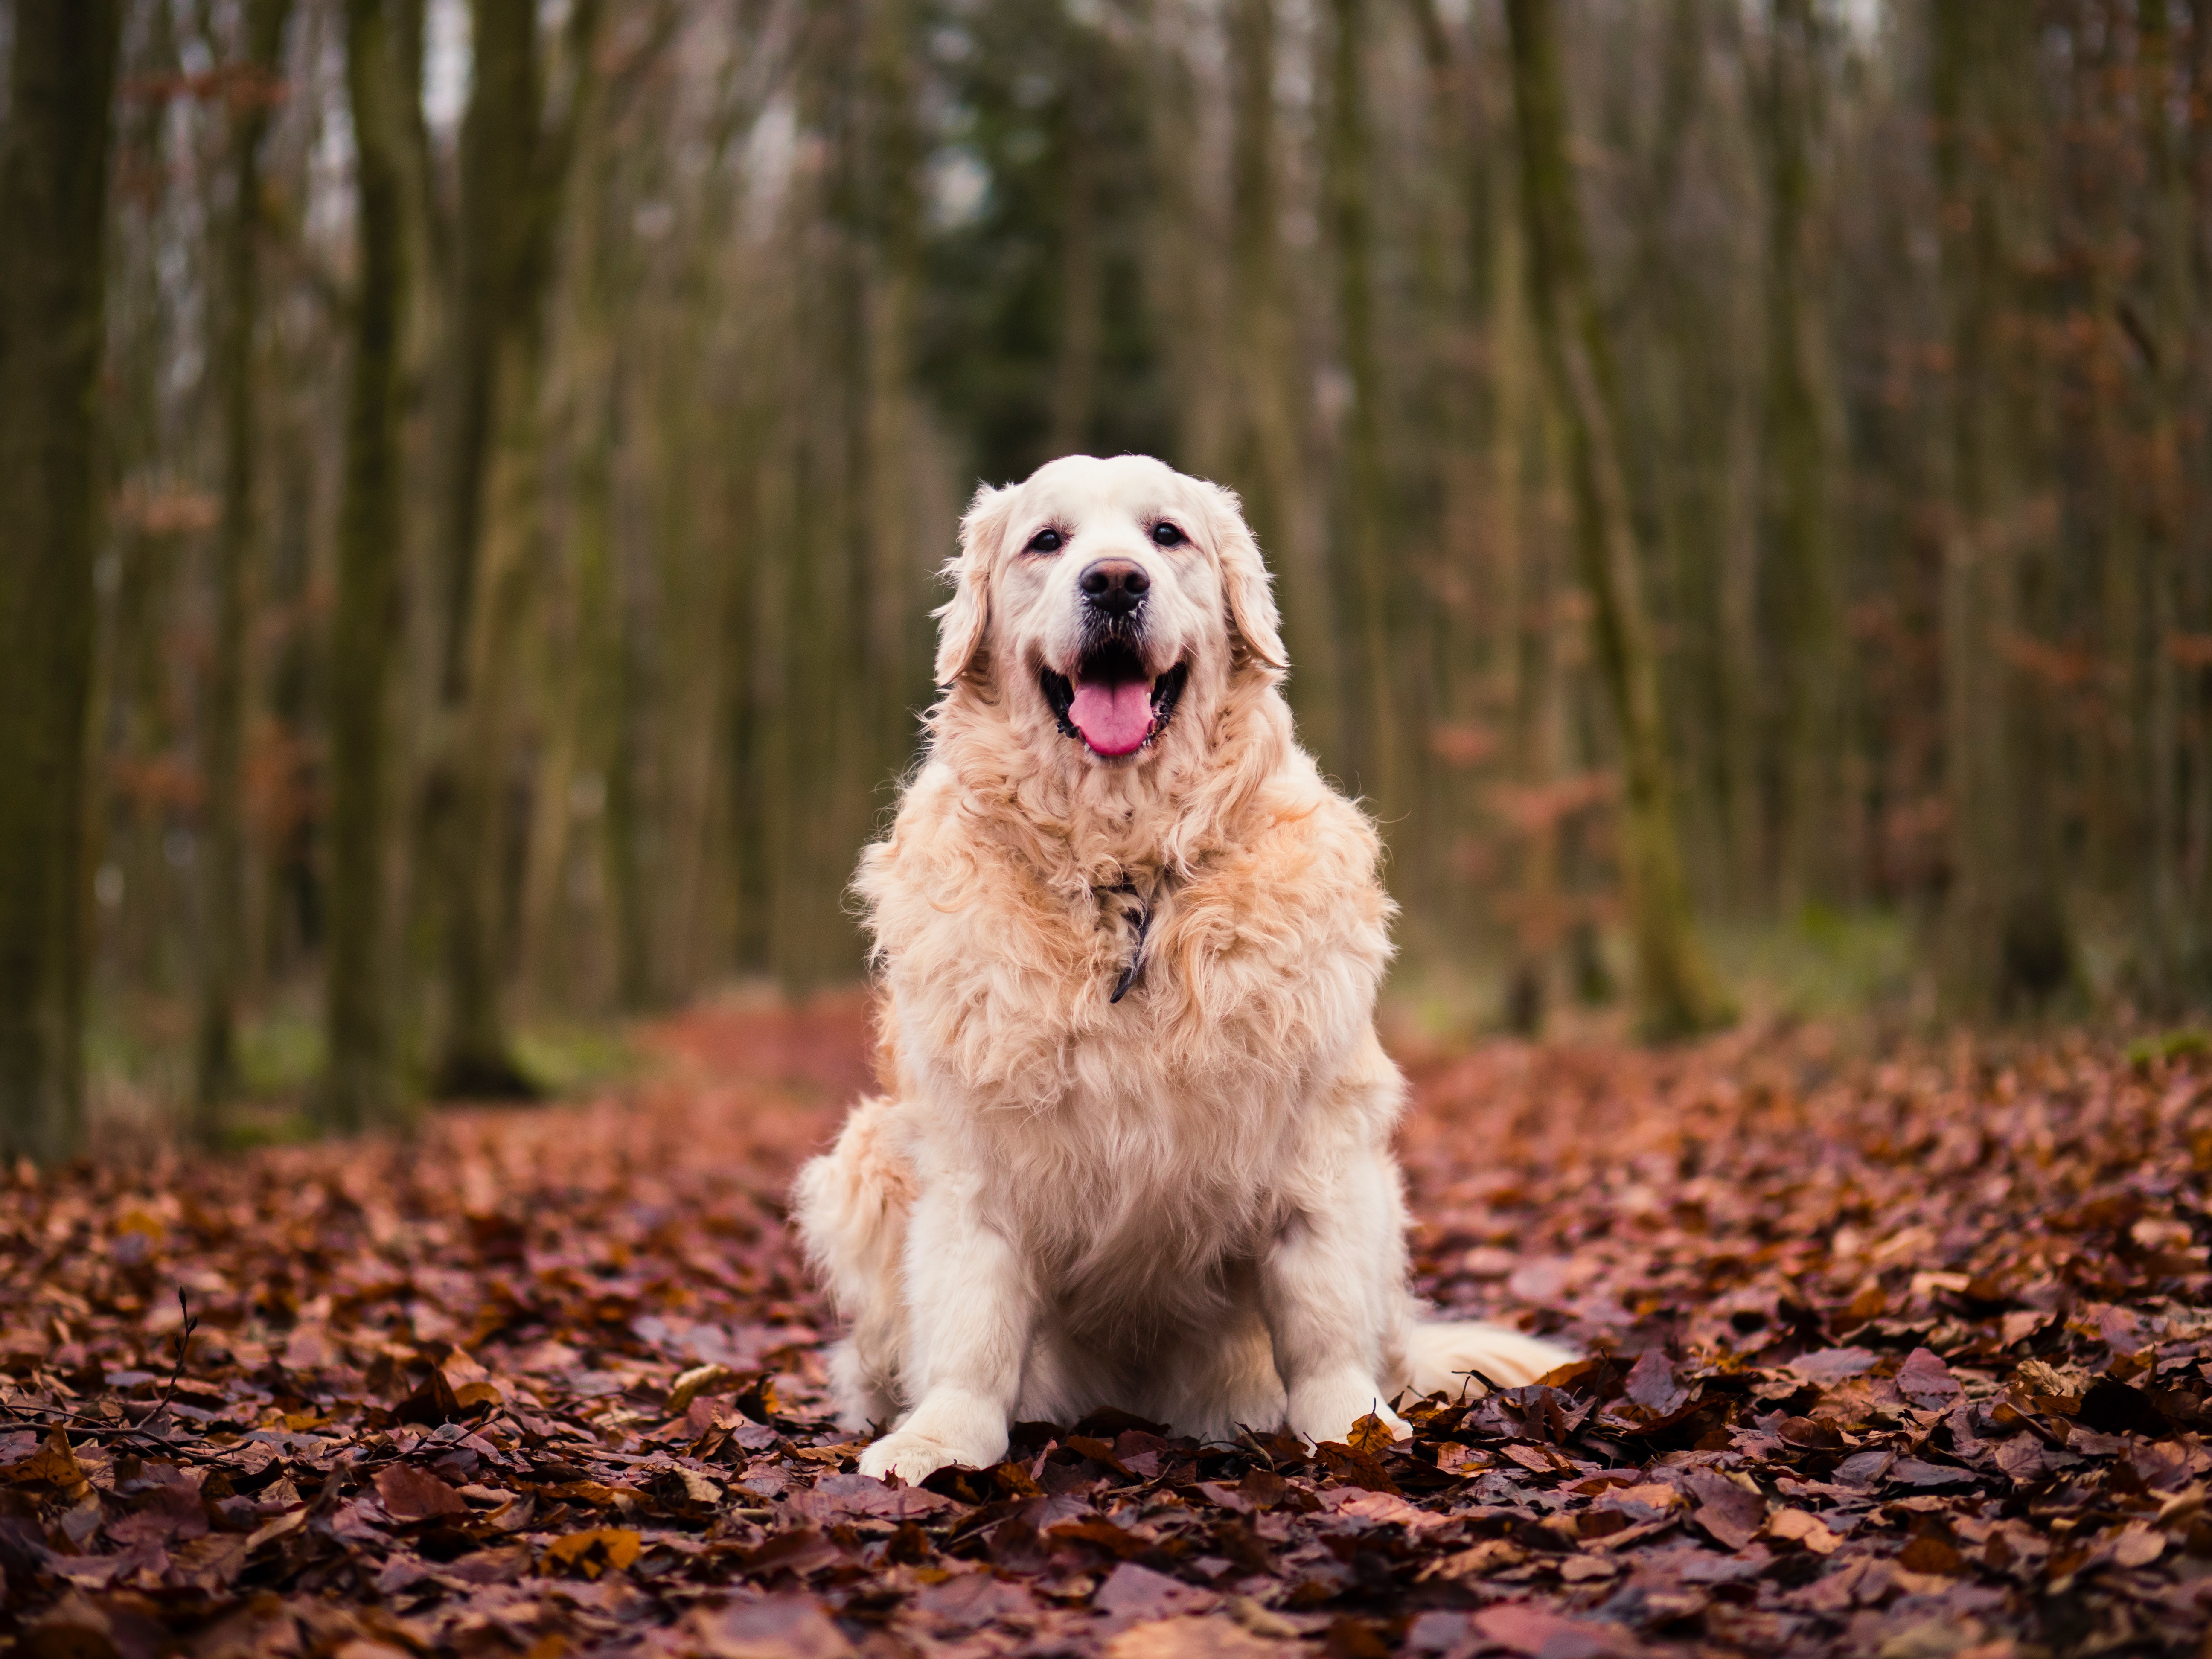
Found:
<box><xmin>934</xmin><ymin>454</ymin><xmax>1286</xmax><ymax>765</ymax></box>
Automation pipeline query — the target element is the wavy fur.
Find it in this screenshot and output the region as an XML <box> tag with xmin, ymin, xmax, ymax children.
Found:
<box><xmin>792</xmin><ymin>455</ymin><xmax>1570</xmax><ymax>1481</ymax></box>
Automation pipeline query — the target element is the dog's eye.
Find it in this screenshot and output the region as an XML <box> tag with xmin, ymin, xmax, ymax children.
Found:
<box><xmin>1151</xmin><ymin>521</ymin><xmax>1186</xmax><ymax>547</ymax></box>
<box><xmin>1026</xmin><ymin>528</ymin><xmax>1064</xmax><ymax>554</ymax></box>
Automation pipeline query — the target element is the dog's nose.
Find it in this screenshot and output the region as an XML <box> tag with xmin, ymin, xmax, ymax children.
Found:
<box><xmin>1079</xmin><ymin>559</ymin><xmax>1150</xmax><ymax>616</ymax></box>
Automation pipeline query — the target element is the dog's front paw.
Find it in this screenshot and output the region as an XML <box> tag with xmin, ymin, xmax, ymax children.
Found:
<box><xmin>857</xmin><ymin>1430</ymin><xmax>974</xmax><ymax>1486</ymax></box>
<box><xmin>1289</xmin><ymin>1377</ymin><xmax>1411</xmax><ymax>1450</ymax></box>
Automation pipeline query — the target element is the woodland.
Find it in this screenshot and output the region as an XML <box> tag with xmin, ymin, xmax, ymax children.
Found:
<box><xmin>0</xmin><ymin>0</ymin><xmax>2209</xmax><ymax>1150</ymax></box>
<box><xmin>5</xmin><ymin>0</ymin><xmax>2212</xmax><ymax>1654</ymax></box>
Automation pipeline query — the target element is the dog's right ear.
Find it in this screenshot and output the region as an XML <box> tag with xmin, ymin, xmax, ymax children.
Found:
<box><xmin>935</xmin><ymin>483</ymin><xmax>1015</xmax><ymax>686</ymax></box>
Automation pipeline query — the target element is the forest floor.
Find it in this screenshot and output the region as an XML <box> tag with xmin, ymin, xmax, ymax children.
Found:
<box><xmin>4</xmin><ymin>997</ymin><xmax>2212</xmax><ymax>1659</ymax></box>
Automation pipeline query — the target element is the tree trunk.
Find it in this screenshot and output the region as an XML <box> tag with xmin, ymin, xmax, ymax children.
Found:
<box><xmin>0</xmin><ymin>1</ymin><xmax>123</xmax><ymax>1163</ymax></box>
<box><xmin>193</xmin><ymin>0</ymin><xmax>296</xmax><ymax>1142</ymax></box>
<box><xmin>2189</xmin><ymin>0</ymin><xmax>2212</xmax><ymax>970</ymax></box>
<box><xmin>1048</xmin><ymin>89</ymin><xmax>1100</xmax><ymax>459</ymax></box>
<box><xmin>1753</xmin><ymin>0</ymin><xmax>1839</xmax><ymax>914</ymax></box>
<box><xmin>428</xmin><ymin>0</ymin><xmax>601</xmax><ymax>1095</ymax></box>
<box><xmin>322</xmin><ymin>0</ymin><xmax>412</xmax><ymax>1133</ymax></box>
<box><xmin>2135</xmin><ymin>0</ymin><xmax>2188</xmax><ymax>1004</ymax></box>
<box><xmin>1227</xmin><ymin>0</ymin><xmax>1339</xmax><ymax>760</ymax></box>
<box><xmin>1504</xmin><ymin>0</ymin><xmax>1732</xmax><ymax>1039</ymax></box>
<box><xmin>1931</xmin><ymin>0</ymin><xmax>2070</xmax><ymax>1016</ymax></box>
<box><xmin>1323</xmin><ymin>0</ymin><xmax>1397</xmax><ymax>805</ymax></box>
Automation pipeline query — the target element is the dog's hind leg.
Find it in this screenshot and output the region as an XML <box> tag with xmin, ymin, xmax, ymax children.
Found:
<box><xmin>1397</xmin><ymin>1321</ymin><xmax>1575</xmax><ymax>1402</ymax></box>
<box><xmin>792</xmin><ymin>1097</ymin><xmax>914</xmax><ymax>1432</ymax></box>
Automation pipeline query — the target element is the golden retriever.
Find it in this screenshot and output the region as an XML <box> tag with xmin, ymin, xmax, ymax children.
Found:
<box><xmin>794</xmin><ymin>454</ymin><xmax>1571</xmax><ymax>1484</ymax></box>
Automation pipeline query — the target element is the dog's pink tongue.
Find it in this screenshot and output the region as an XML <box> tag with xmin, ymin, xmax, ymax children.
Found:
<box><xmin>1069</xmin><ymin>678</ymin><xmax>1153</xmax><ymax>756</ymax></box>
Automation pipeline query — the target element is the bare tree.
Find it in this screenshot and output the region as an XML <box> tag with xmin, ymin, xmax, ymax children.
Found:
<box><xmin>1505</xmin><ymin>0</ymin><xmax>1732</xmax><ymax>1039</ymax></box>
<box><xmin>193</xmin><ymin>0</ymin><xmax>298</xmax><ymax>1140</ymax></box>
<box><xmin>0</xmin><ymin>1</ymin><xmax>124</xmax><ymax>1161</ymax></box>
<box><xmin>425</xmin><ymin>0</ymin><xmax>603</xmax><ymax>1097</ymax></box>
<box><xmin>322</xmin><ymin>0</ymin><xmax>414</xmax><ymax>1133</ymax></box>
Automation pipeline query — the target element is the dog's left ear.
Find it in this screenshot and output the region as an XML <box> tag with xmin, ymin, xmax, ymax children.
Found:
<box><xmin>1203</xmin><ymin>485</ymin><xmax>1289</xmax><ymax>672</ymax></box>
<box><xmin>935</xmin><ymin>483</ymin><xmax>1016</xmax><ymax>686</ymax></box>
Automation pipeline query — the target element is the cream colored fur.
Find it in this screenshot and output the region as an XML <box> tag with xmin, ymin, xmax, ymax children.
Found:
<box><xmin>792</xmin><ymin>454</ymin><xmax>1572</xmax><ymax>1483</ymax></box>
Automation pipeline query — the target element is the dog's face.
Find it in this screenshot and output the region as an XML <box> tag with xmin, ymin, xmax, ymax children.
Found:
<box><xmin>935</xmin><ymin>455</ymin><xmax>1286</xmax><ymax>764</ymax></box>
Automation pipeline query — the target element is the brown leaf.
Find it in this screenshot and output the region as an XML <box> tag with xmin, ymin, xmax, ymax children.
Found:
<box><xmin>1776</xmin><ymin>1415</ymin><xmax>1843</xmax><ymax>1449</ymax></box>
<box><xmin>1419</xmin><ymin>1538</ymin><xmax>1528</xmax><ymax>1580</ymax></box>
<box><xmin>243</xmin><ymin>1509</ymin><xmax>308</xmax><ymax>1554</ymax></box>
<box><xmin>1314</xmin><ymin>1441</ymin><xmax>1400</xmax><ymax>1493</ymax></box>
<box><xmin>781</xmin><ymin>1471</ymin><xmax>957</xmax><ymax>1523</ymax></box>
<box><xmin>543</xmin><ymin>1526</ymin><xmax>643</xmax><ymax>1578</ymax></box>
<box><xmin>1345</xmin><ymin>1412</ymin><xmax>1396</xmax><ymax>1455</ymax></box>
<box><xmin>1094</xmin><ymin>1561</ymin><xmax>1217</xmax><ymax>1623</ymax></box>
<box><xmin>680</xmin><ymin>1593</ymin><xmax>852</xmax><ymax>1659</ymax></box>
<box><xmin>1684</xmin><ymin>1469</ymin><xmax>1765</xmax><ymax>1551</ymax></box>
<box><xmin>1623</xmin><ymin>1349</ymin><xmax>1688</xmax><ymax>1416</ymax></box>
<box><xmin>107</xmin><ymin>1475</ymin><xmax>209</xmax><ymax>1545</ymax></box>
<box><xmin>3</xmin><ymin>1429</ymin><xmax>90</xmax><ymax>1503</ymax></box>
<box><xmin>1104</xmin><ymin>1615</ymin><xmax>1292</xmax><ymax>1659</ymax></box>
<box><xmin>1897</xmin><ymin>1348</ymin><xmax>1963</xmax><ymax>1408</ymax></box>
<box><xmin>668</xmin><ymin>1362</ymin><xmax>739</xmax><ymax>1415</ymax></box>
<box><xmin>1472</xmin><ymin>1601</ymin><xmax>1633</xmax><ymax>1657</ymax></box>
<box><xmin>2101</xmin><ymin>1522</ymin><xmax>2165</xmax><ymax>1569</ymax></box>
<box><xmin>372</xmin><ymin>1464</ymin><xmax>467</xmax><ymax>1523</ymax></box>
<box><xmin>1897</xmin><ymin>1533</ymin><xmax>1964</xmax><ymax>1575</ymax></box>
<box><xmin>2076</xmin><ymin>1379</ymin><xmax>2171</xmax><ymax>1437</ymax></box>
<box><xmin>393</xmin><ymin>1365</ymin><xmax>462</xmax><ymax>1427</ymax></box>
<box><xmin>1322</xmin><ymin>1487</ymin><xmax>1455</xmax><ymax>1531</ymax></box>
<box><xmin>1787</xmin><ymin>1348</ymin><xmax>1879</xmax><ymax>1388</ymax></box>
<box><xmin>1764</xmin><ymin>1508</ymin><xmax>1842</xmax><ymax>1554</ymax></box>
<box><xmin>907</xmin><ymin>1572</ymin><xmax>1039</xmax><ymax>1633</ymax></box>
<box><xmin>1048</xmin><ymin>1518</ymin><xmax>1153</xmax><ymax>1558</ymax></box>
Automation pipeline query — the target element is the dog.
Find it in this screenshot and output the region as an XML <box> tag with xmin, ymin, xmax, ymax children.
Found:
<box><xmin>793</xmin><ymin>454</ymin><xmax>1572</xmax><ymax>1484</ymax></box>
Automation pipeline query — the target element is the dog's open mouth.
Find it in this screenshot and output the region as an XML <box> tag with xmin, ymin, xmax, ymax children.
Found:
<box><xmin>1040</xmin><ymin>646</ymin><xmax>1189</xmax><ymax>758</ymax></box>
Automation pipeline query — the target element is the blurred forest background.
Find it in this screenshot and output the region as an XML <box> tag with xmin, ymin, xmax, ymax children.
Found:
<box><xmin>2</xmin><ymin>0</ymin><xmax>2210</xmax><ymax>1157</ymax></box>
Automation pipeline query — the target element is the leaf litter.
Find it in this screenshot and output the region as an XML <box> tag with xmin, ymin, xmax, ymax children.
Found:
<box><xmin>3</xmin><ymin>999</ymin><xmax>2210</xmax><ymax>1656</ymax></box>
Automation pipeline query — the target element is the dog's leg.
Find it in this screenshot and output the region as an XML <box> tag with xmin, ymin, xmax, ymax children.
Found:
<box><xmin>855</xmin><ymin>1176</ymin><xmax>1034</xmax><ymax>1484</ymax></box>
<box><xmin>1258</xmin><ymin>1145</ymin><xmax>1415</xmax><ymax>1448</ymax></box>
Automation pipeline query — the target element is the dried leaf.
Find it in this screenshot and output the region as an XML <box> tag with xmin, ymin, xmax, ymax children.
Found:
<box><xmin>667</xmin><ymin>1362</ymin><xmax>739</xmax><ymax>1415</ymax></box>
<box><xmin>373</xmin><ymin>1464</ymin><xmax>467</xmax><ymax>1523</ymax></box>
<box><xmin>1103</xmin><ymin>1616</ymin><xmax>1291</xmax><ymax>1659</ymax></box>
<box><xmin>1764</xmin><ymin>1508</ymin><xmax>1842</xmax><ymax>1554</ymax></box>
<box><xmin>1345</xmin><ymin>1412</ymin><xmax>1396</xmax><ymax>1456</ymax></box>
<box><xmin>1896</xmin><ymin>1348</ymin><xmax>1963</xmax><ymax>1408</ymax></box>
<box><xmin>1623</xmin><ymin>1349</ymin><xmax>1689</xmax><ymax>1416</ymax></box>
<box><xmin>679</xmin><ymin>1594</ymin><xmax>852</xmax><ymax>1658</ymax></box>
<box><xmin>542</xmin><ymin>1527</ymin><xmax>643</xmax><ymax>1578</ymax></box>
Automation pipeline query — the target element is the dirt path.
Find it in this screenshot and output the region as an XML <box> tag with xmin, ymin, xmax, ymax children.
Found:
<box><xmin>3</xmin><ymin>1004</ymin><xmax>2209</xmax><ymax>1656</ymax></box>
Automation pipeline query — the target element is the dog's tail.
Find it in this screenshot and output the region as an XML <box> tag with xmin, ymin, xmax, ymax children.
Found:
<box><xmin>1399</xmin><ymin>1321</ymin><xmax>1577</xmax><ymax>1402</ymax></box>
<box><xmin>792</xmin><ymin>1096</ymin><xmax>915</xmax><ymax>1429</ymax></box>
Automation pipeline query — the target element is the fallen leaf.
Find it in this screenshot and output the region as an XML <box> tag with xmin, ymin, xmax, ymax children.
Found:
<box><xmin>1897</xmin><ymin>1348</ymin><xmax>1963</xmax><ymax>1408</ymax></box>
<box><xmin>1094</xmin><ymin>1561</ymin><xmax>1216</xmax><ymax>1623</ymax></box>
<box><xmin>1683</xmin><ymin>1469</ymin><xmax>1765</xmax><ymax>1551</ymax></box>
<box><xmin>1764</xmin><ymin>1508</ymin><xmax>1842</xmax><ymax>1554</ymax></box>
<box><xmin>1345</xmin><ymin>1412</ymin><xmax>1396</xmax><ymax>1455</ymax></box>
<box><xmin>669</xmin><ymin>1362</ymin><xmax>740</xmax><ymax>1415</ymax></box>
<box><xmin>543</xmin><ymin>1527</ymin><xmax>643</xmax><ymax>1578</ymax></box>
<box><xmin>1623</xmin><ymin>1349</ymin><xmax>1689</xmax><ymax>1415</ymax></box>
<box><xmin>1788</xmin><ymin>1348</ymin><xmax>1879</xmax><ymax>1388</ymax></box>
<box><xmin>681</xmin><ymin>1594</ymin><xmax>852</xmax><ymax>1658</ymax></box>
<box><xmin>1104</xmin><ymin>1616</ymin><xmax>1292</xmax><ymax>1659</ymax></box>
<box><xmin>1472</xmin><ymin>1601</ymin><xmax>1631</xmax><ymax>1658</ymax></box>
<box><xmin>373</xmin><ymin>1464</ymin><xmax>467</xmax><ymax>1523</ymax></box>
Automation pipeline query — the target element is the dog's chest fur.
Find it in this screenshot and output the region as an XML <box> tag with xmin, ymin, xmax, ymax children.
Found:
<box><xmin>859</xmin><ymin>739</ymin><xmax>1399</xmax><ymax>1313</ymax></box>
<box><xmin>887</xmin><ymin>851</ymin><xmax>1378</xmax><ymax>1266</ymax></box>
